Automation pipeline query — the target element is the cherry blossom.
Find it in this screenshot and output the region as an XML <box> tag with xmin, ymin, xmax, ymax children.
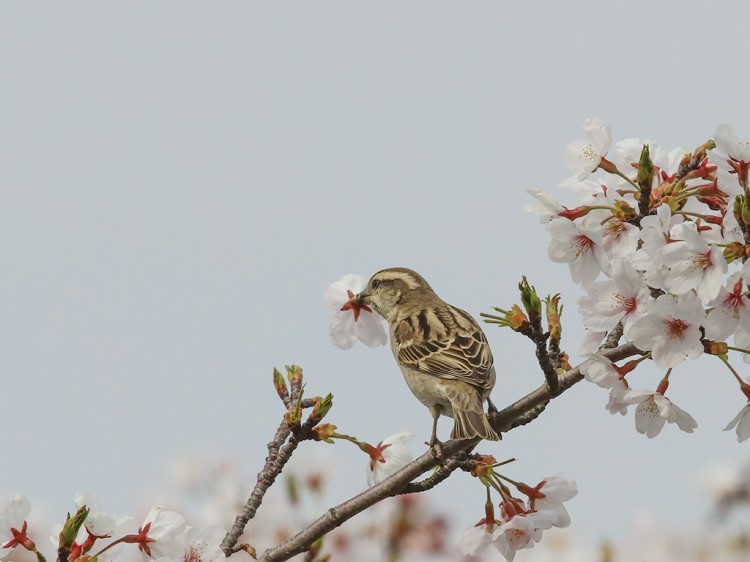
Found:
<box><xmin>365</xmin><ymin>432</ymin><xmax>415</xmax><ymax>487</ymax></box>
<box><xmin>580</xmin><ymin>354</ymin><xmax>620</xmax><ymax>389</ymax></box>
<box><xmin>492</xmin><ymin>509</ymin><xmax>557</xmax><ymax>562</ymax></box>
<box><xmin>621</xmin><ymin>390</ymin><xmax>698</xmax><ymax>438</ymax></box>
<box><xmin>660</xmin><ymin>224</ymin><xmax>727</xmax><ymax>303</ymax></box>
<box><xmin>606</xmin><ymin>380</ymin><xmax>631</xmax><ymax>416</ymax></box>
<box><xmin>0</xmin><ymin>495</ymin><xmax>33</xmax><ymax>557</ymax></box>
<box><xmin>577</xmin><ymin>258</ymin><xmax>649</xmax><ymax>337</ymax></box>
<box><xmin>454</xmin><ymin>519</ymin><xmax>498</xmax><ymax>556</ymax></box>
<box><xmin>179</xmin><ymin>525</ymin><xmax>226</xmax><ymax>562</ymax></box>
<box><xmin>627</xmin><ymin>293</ymin><xmax>706</xmax><ymax>369</ymax></box>
<box><xmin>630</xmin><ymin>204</ymin><xmax>681</xmax><ymax>290</ymax></box>
<box><xmin>124</xmin><ymin>507</ymin><xmax>187</xmax><ymax>561</ymax></box>
<box><xmin>560</xmin><ymin>117</ymin><xmax>613</xmax><ymax>186</ymax></box>
<box><xmin>323</xmin><ymin>274</ymin><xmax>387</xmax><ymax>349</ymax></box>
<box><xmin>524</xmin><ymin>190</ymin><xmax>564</xmax><ymax>223</ymax></box>
<box><xmin>712</xmin><ymin>124</ymin><xmax>750</xmax><ymax>171</ymax></box>
<box><xmin>74</xmin><ymin>491</ymin><xmax>117</xmax><ymax>539</ymax></box>
<box><xmin>602</xmin><ymin>218</ymin><xmax>639</xmax><ymax>260</ymax></box>
<box><xmin>547</xmin><ymin>217</ymin><xmax>609</xmax><ymax>286</ymax></box>
<box><xmin>528</xmin><ymin>475</ymin><xmax>578</xmax><ymax>528</ymax></box>
<box><xmin>724</xmin><ymin>402</ymin><xmax>750</xmax><ymax>443</ymax></box>
<box><xmin>704</xmin><ymin>274</ymin><xmax>750</xmax><ymax>340</ymax></box>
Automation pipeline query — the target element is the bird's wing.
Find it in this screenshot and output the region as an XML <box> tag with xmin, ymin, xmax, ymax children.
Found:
<box><xmin>394</xmin><ymin>306</ymin><xmax>494</xmax><ymax>390</ymax></box>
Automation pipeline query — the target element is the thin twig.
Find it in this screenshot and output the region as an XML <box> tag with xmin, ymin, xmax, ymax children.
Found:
<box><xmin>220</xmin><ymin>421</ymin><xmax>293</xmax><ymax>555</ymax></box>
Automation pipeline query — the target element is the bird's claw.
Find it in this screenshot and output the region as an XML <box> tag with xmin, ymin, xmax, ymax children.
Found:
<box><xmin>425</xmin><ymin>440</ymin><xmax>445</xmax><ymax>462</ymax></box>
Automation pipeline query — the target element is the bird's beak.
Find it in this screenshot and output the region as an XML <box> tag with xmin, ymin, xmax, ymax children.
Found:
<box><xmin>354</xmin><ymin>290</ymin><xmax>372</xmax><ymax>306</ymax></box>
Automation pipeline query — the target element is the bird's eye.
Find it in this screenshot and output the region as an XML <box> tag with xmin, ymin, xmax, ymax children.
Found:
<box><xmin>371</xmin><ymin>279</ymin><xmax>382</xmax><ymax>289</ymax></box>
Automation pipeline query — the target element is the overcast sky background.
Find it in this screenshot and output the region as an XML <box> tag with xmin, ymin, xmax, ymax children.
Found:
<box><xmin>1</xmin><ymin>1</ymin><xmax>748</xmax><ymax>557</ymax></box>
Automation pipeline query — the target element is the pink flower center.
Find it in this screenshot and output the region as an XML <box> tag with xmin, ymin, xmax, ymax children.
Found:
<box><xmin>693</xmin><ymin>251</ymin><xmax>712</xmax><ymax>270</ymax></box>
<box><xmin>340</xmin><ymin>289</ymin><xmax>373</xmax><ymax>321</ymax></box>
<box><xmin>724</xmin><ymin>279</ymin><xmax>746</xmax><ymax>313</ymax></box>
<box><xmin>606</xmin><ymin>219</ymin><xmax>626</xmax><ymax>237</ymax></box>
<box><xmin>573</xmin><ymin>234</ymin><xmax>594</xmax><ymax>257</ymax></box>
<box><xmin>666</xmin><ymin>318</ymin><xmax>689</xmax><ymax>339</ymax></box>
<box><xmin>368</xmin><ymin>441</ymin><xmax>391</xmax><ymax>470</ymax></box>
<box><xmin>615</xmin><ymin>293</ymin><xmax>638</xmax><ymax>315</ymax></box>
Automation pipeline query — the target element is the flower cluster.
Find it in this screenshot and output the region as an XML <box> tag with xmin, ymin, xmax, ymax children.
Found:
<box><xmin>530</xmin><ymin>119</ymin><xmax>750</xmax><ymax>441</ymax></box>
<box><xmin>0</xmin><ymin>494</ymin><xmax>226</xmax><ymax>562</ymax></box>
<box><xmin>455</xmin><ymin>473</ymin><xmax>578</xmax><ymax>562</ymax></box>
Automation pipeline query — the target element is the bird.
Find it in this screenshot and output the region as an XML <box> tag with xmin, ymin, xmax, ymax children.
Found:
<box><xmin>352</xmin><ymin>267</ymin><xmax>500</xmax><ymax>455</ymax></box>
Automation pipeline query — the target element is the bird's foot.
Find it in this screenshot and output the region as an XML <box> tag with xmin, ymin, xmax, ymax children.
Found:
<box><xmin>425</xmin><ymin>439</ymin><xmax>445</xmax><ymax>462</ymax></box>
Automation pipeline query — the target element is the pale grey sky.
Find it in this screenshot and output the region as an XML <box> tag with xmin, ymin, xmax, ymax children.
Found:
<box><xmin>1</xmin><ymin>0</ymin><xmax>747</xmax><ymax>554</ymax></box>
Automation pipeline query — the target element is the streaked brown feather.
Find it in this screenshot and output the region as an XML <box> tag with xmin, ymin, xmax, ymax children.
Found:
<box><xmin>394</xmin><ymin>305</ymin><xmax>494</xmax><ymax>391</ymax></box>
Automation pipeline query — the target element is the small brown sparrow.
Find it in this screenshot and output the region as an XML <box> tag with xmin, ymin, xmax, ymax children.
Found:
<box><xmin>353</xmin><ymin>267</ymin><xmax>499</xmax><ymax>453</ymax></box>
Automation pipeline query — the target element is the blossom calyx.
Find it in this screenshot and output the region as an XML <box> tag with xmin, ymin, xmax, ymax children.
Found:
<box><xmin>557</xmin><ymin>206</ymin><xmax>593</xmax><ymax>220</ymax></box>
<box><xmin>482</xmin><ymin>305</ymin><xmax>533</xmax><ymax>337</ymax></box>
<box><xmin>469</xmin><ymin>454</ymin><xmax>497</xmax><ymax>479</ymax></box>
<box><xmin>59</xmin><ymin>505</ymin><xmax>89</xmax><ymax>550</ymax></box>
<box><xmin>612</xmin><ymin>199</ymin><xmax>638</xmax><ymax>222</ymax></box>
<box><xmin>308</xmin><ymin>393</ymin><xmax>333</xmax><ymax>424</ymax></box>
<box><xmin>311</xmin><ymin>423</ymin><xmax>337</xmax><ymax>443</ymax></box>
<box><xmin>703</xmin><ymin>339</ymin><xmax>729</xmax><ymax>359</ymax></box>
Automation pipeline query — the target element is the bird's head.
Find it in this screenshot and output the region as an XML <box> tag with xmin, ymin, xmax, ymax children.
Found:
<box><xmin>354</xmin><ymin>267</ymin><xmax>434</xmax><ymax>322</ymax></box>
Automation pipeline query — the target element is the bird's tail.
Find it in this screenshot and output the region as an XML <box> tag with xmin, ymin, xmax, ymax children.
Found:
<box><xmin>451</xmin><ymin>408</ymin><xmax>500</xmax><ymax>441</ymax></box>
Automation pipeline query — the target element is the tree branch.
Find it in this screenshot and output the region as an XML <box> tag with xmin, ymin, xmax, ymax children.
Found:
<box><xmin>490</xmin><ymin>341</ymin><xmax>641</xmax><ymax>433</ymax></box>
<box><xmin>256</xmin><ymin>440</ymin><xmax>475</xmax><ymax>562</ymax></box>
<box><xmin>401</xmin><ymin>448</ymin><xmax>471</xmax><ymax>494</ymax></box>
<box><xmin>225</xmin><ymin>341</ymin><xmax>643</xmax><ymax>561</ymax></box>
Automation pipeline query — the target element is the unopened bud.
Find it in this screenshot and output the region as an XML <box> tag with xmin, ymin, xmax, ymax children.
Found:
<box><xmin>545</xmin><ymin>294</ymin><xmax>563</xmax><ymax>343</ymax></box>
<box><xmin>559</xmin><ymin>352</ymin><xmax>572</xmax><ymax>371</ymax></box>
<box><xmin>734</xmin><ymin>195</ymin><xmax>747</xmax><ymax>230</ymax></box>
<box><xmin>59</xmin><ymin>506</ymin><xmax>89</xmax><ymax>550</ymax></box>
<box><xmin>309</xmin><ymin>393</ymin><xmax>333</xmax><ymax>424</ymax></box>
<box><xmin>519</xmin><ymin>277</ymin><xmax>542</xmax><ymax>325</ymax></box>
<box><xmin>636</xmin><ymin>144</ymin><xmax>654</xmax><ymax>192</ymax></box>
<box><xmin>693</xmin><ymin>139</ymin><xmax>716</xmax><ymax>163</ymax></box>
<box><xmin>239</xmin><ymin>543</ymin><xmax>257</xmax><ymax>559</ymax></box>
<box><xmin>724</xmin><ymin>242</ymin><xmax>745</xmax><ymax>264</ymax></box>
<box><xmin>286</xmin><ymin>365</ymin><xmax>303</xmax><ymax>385</ymax></box>
<box><xmin>273</xmin><ymin>368</ymin><xmax>289</xmax><ymax>403</ymax></box>
<box><xmin>285</xmin><ymin>405</ymin><xmax>303</xmax><ymax>428</ymax></box>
